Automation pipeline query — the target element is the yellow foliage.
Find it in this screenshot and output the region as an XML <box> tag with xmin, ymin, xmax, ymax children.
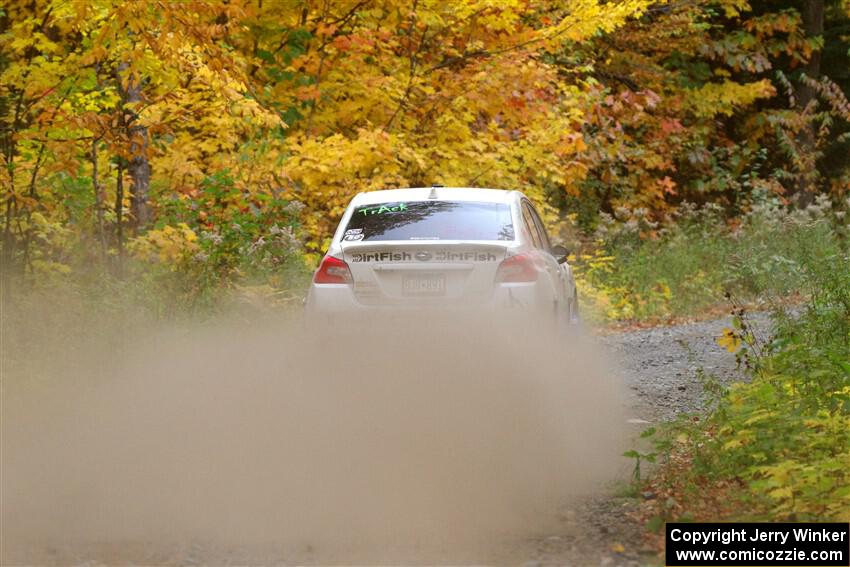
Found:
<box><xmin>688</xmin><ymin>80</ymin><xmax>776</xmax><ymax>117</ymax></box>
<box><xmin>717</xmin><ymin>328</ymin><xmax>743</xmax><ymax>353</ymax></box>
<box><xmin>31</xmin><ymin>259</ymin><xmax>72</xmax><ymax>276</ymax></box>
<box><xmin>129</xmin><ymin>224</ymin><xmax>199</xmax><ymax>266</ymax></box>
<box><xmin>717</xmin><ymin>0</ymin><xmax>752</xmax><ymax>18</ymax></box>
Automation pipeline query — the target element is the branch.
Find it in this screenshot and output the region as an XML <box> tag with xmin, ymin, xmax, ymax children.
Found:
<box><xmin>384</xmin><ymin>2</ymin><xmax>428</xmax><ymax>132</ymax></box>
<box><xmin>425</xmin><ymin>2</ymin><xmax>641</xmax><ymax>74</ymax></box>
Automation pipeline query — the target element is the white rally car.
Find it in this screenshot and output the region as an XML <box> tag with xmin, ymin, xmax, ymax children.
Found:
<box><xmin>305</xmin><ymin>187</ymin><xmax>578</xmax><ymax>324</ymax></box>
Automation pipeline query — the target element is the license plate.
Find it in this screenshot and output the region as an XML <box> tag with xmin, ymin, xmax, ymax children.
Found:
<box><xmin>402</xmin><ymin>273</ymin><xmax>446</xmax><ymax>296</ymax></box>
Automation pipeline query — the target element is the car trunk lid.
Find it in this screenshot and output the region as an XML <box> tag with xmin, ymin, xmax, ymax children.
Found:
<box><xmin>340</xmin><ymin>241</ymin><xmax>508</xmax><ymax>305</ymax></box>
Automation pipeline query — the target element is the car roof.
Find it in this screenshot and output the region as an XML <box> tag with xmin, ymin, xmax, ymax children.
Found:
<box><xmin>350</xmin><ymin>187</ymin><xmax>521</xmax><ymax>206</ymax></box>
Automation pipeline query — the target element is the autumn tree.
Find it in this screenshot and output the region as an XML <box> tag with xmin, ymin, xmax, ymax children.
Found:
<box><xmin>560</xmin><ymin>0</ymin><xmax>849</xmax><ymax>227</ymax></box>
<box><xmin>0</xmin><ymin>0</ymin><xmax>283</xmax><ymax>281</ymax></box>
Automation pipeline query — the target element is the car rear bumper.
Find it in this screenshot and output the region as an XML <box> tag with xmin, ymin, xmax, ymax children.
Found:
<box><xmin>305</xmin><ymin>282</ymin><xmax>547</xmax><ymax>315</ymax></box>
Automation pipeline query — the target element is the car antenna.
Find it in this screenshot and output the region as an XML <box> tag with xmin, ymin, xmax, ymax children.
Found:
<box><xmin>429</xmin><ymin>184</ymin><xmax>442</xmax><ymax>199</ymax></box>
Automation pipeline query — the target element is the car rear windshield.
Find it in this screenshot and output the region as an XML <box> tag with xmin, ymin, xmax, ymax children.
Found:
<box><xmin>342</xmin><ymin>201</ymin><xmax>514</xmax><ymax>242</ymax></box>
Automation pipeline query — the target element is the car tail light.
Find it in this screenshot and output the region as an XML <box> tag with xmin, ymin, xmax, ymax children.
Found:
<box><xmin>495</xmin><ymin>253</ymin><xmax>538</xmax><ymax>282</ymax></box>
<box><xmin>314</xmin><ymin>255</ymin><xmax>352</xmax><ymax>284</ymax></box>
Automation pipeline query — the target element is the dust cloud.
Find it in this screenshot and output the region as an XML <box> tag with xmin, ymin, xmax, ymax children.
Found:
<box><xmin>2</xmin><ymin>306</ymin><xmax>628</xmax><ymax>565</ymax></box>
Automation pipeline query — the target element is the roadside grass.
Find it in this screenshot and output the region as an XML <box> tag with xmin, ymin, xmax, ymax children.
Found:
<box><xmin>3</xmin><ymin>229</ymin><xmax>311</xmax><ymax>322</ymax></box>
<box><xmin>573</xmin><ymin>196</ymin><xmax>847</xmax><ymax>325</ymax></box>
<box><xmin>630</xmin><ymin>243</ymin><xmax>850</xmax><ymax>553</ymax></box>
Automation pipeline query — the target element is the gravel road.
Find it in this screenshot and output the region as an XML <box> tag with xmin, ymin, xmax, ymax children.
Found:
<box><xmin>523</xmin><ymin>312</ymin><xmax>774</xmax><ymax>567</ymax></box>
<box><xmin>609</xmin><ymin>311</ymin><xmax>772</xmax><ymax>423</ymax></box>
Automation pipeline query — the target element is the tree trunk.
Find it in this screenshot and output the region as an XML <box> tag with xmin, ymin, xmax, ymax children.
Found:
<box><xmin>2</xmin><ymin>94</ymin><xmax>21</xmax><ymax>282</ymax></box>
<box><xmin>114</xmin><ymin>161</ymin><xmax>125</xmax><ymax>277</ymax></box>
<box><xmin>794</xmin><ymin>0</ymin><xmax>824</xmax><ymax>207</ymax></box>
<box><xmin>119</xmin><ymin>65</ymin><xmax>152</xmax><ymax>231</ymax></box>
<box><xmin>1</xmin><ymin>197</ymin><xmax>16</xmax><ymax>292</ymax></box>
<box><xmin>91</xmin><ymin>138</ymin><xmax>107</xmax><ymax>260</ymax></box>
<box><xmin>796</xmin><ymin>0</ymin><xmax>824</xmax><ymax>109</ymax></box>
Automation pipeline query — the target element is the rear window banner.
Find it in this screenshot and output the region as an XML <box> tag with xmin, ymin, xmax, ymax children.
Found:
<box><xmin>350</xmin><ymin>250</ymin><xmax>499</xmax><ymax>262</ymax></box>
<box><xmin>344</xmin><ymin>201</ymin><xmax>514</xmax><ymax>242</ymax></box>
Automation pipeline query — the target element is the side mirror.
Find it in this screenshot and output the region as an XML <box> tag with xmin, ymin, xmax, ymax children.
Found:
<box><xmin>550</xmin><ymin>244</ymin><xmax>569</xmax><ymax>264</ymax></box>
